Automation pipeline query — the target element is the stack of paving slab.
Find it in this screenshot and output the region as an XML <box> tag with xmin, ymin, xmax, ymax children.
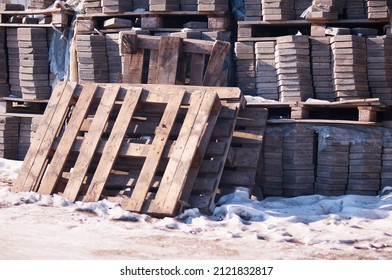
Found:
<box><xmin>331</xmin><ymin>35</ymin><xmax>369</xmax><ymax>101</ymax></box>
<box><xmin>310</xmin><ymin>37</ymin><xmax>334</xmax><ymax>101</ymax></box>
<box><xmin>235</xmin><ymin>42</ymin><xmax>256</xmax><ymax>95</ymax></box>
<box><xmin>29</xmin><ymin>0</ymin><xmax>55</xmax><ymax>9</ymax></box>
<box><xmin>347</xmin><ymin>142</ymin><xmax>382</xmax><ymax>196</ymax></box>
<box><xmin>76</xmin><ymin>35</ymin><xmax>109</xmax><ymax>83</ymax></box>
<box><xmin>366</xmin><ymin>0</ymin><xmax>389</xmax><ymax>19</ymax></box>
<box><xmin>258</xmin><ymin>128</ymin><xmax>284</xmax><ymax>197</ymax></box>
<box><xmin>17</xmin><ymin>28</ymin><xmax>51</xmax><ymax>100</ymax></box>
<box><xmin>275</xmin><ymin>35</ymin><xmax>313</xmax><ymax>102</ymax></box>
<box><xmin>6</xmin><ymin>28</ymin><xmax>21</xmax><ymax>98</ymax></box>
<box><xmin>282</xmin><ymin>125</ymin><xmax>316</xmax><ymax>197</ymax></box>
<box><xmin>0</xmin><ymin>116</ymin><xmax>19</xmax><ymax>160</ymax></box>
<box><xmin>314</xmin><ymin>135</ymin><xmax>349</xmax><ymax>196</ymax></box>
<box><xmin>305</xmin><ymin>0</ymin><xmax>346</xmax><ymax>20</ymax></box>
<box><xmin>102</xmin><ymin>0</ymin><xmax>133</xmax><ymax>13</ymax></box>
<box><xmin>198</xmin><ymin>0</ymin><xmax>229</xmax><ymax>11</ymax></box>
<box><xmin>150</xmin><ymin>0</ymin><xmax>180</xmax><ymax>11</ymax></box>
<box><xmin>366</xmin><ymin>36</ymin><xmax>392</xmax><ymax>105</ymax></box>
<box><xmin>381</xmin><ymin>123</ymin><xmax>392</xmax><ymax>189</ymax></box>
<box><xmin>0</xmin><ymin>28</ymin><xmax>9</xmax><ymax>98</ymax></box>
<box><xmin>18</xmin><ymin>116</ymin><xmax>42</xmax><ymax>160</ymax></box>
<box><xmin>180</xmin><ymin>0</ymin><xmax>198</xmax><ymax>11</ymax></box>
<box><xmin>105</xmin><ymin>33</ymin><xmax>123</xmax><ymax>83</ymax></box>
<box><xmin>262</xmin><ymin>0</ymin><xmax>295</xmax><ymax>20</ymax></box>
<box><xmin>295</xmin><ymin>0</ymin><xmax>312</xmax><ymax>19</ymax></box>
<box><xmin>134</xmin><ymin>0</ymin><xmax>149</xmax><ymax>10</ymax></box>
<box><xmin>244</xmin><ymin>0</ymin><xmax>263</xmax><ymax>20</ymax></box>
<box><xmin>83</xmin><ymin>0</ymin><xmax>102</xmax><ymax>14</ymax></box>
<box><xmin>255</xmin><ymin>41</ymin><xmax>279</xmax><ymax>100</ymax></box>
<box><xmin>345</xmin><ymin>0</ymin><xmax>366</xmax><ymax>19</ymax></box>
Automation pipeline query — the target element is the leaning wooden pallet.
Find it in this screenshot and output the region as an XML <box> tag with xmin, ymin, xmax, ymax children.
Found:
<box><xmin>12</xmin><ymin>82</ymin><xmax>246</xmax><ymax>217</ymax></box>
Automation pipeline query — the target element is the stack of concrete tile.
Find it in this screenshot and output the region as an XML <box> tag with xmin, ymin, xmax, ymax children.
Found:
<box><xmin>262</xmin><ymin>0</ymin><xmax>295</xmax><ymax>20</ymax></box>
<box><xmin>29</xmin><ymin>0</ymin><xmax>55</xmax><ymax>9</ymax></box>
<box><xmin>17</xmin><ymin>28</ymin><xmax>51</xmax><ymax>100</ymax></box>
<box><xmin>282</xmin><ymin>125</ymin><xmax>315</xmax><ymax>197</ymax></box>
<box><xmin>331</xmin><ymin>35</ymin><xmax>369</xmax><ymax>101</ymax></box>
<box><xmin>258</xmin><ymin>129</ymin><xmax>284</xmax><ymax>197</ymax></box>
<box><xmin>345</xmin><ymin>0</ymin><xmax>366</xmax><ymax>19</ymax></box>
<box><xmin>133</xmin><ymin>0</ymin><xmax>149</xmax><ymax>10</ymax></box>
<box><xmin>76</xmin><ymin>35</ymin><xmax>109</xmax><ymax>83</ymax></box>
<box><xmin>198</xmin><ymin>0</ymin><xmax>229</xmax><ymax>11</ymax></box>
<box><xmin>6</xmin><ymin>28</ymin><xmax>21</xmax><ymax>98</ymax></box>
<box><xmin>275</xmin><ymin>35</ymin><xmax>313</xmax><ymax>102</ymax></box>
<box><xmin>314</xmin><ymin>136</ymin><xmax>349</xmax><ymax>196</ymax></box>
<box><xmin>255</xmin><ymin>41</ymin><xmax>279</xmax><ymax>100</ymax></box>
<box><xmin>102</xmin><ymin>0</ymin><xmax>133</xmax><ymax>13</ymax></box>
<box><xmin>306</xmin><ymin>0</ymin><xmax>346</xmax><ymax>20</ymax></box>
<box><xmin>83</xmin><ymin>0</ymin><xmax>102</xmax><ymax>14</ymax></box>
<box><xmin>0</xmin><ymin>116</ymin><xmax>19</xmax><ymax>160</ymax></box>
<box><xmin>150</xmin><ymin>0</ymin><xmax>179</xmax><ymax>11</ymax></box>
<box><xmin>381</xmin><ymin>124</ymin><xmax>392</xmax><ymax>188</ymax></box>
<box><xmin>180</xmin><ymin>0</ymin><xmax>198</xmax><ymax>11</ymax></box>
<box><xmin>235</xmin><ymin>42</ymin><xmax>256</xmax><ymax>95</ymax></box>
<box><xmin>244</xmin><ymin>0</ymin><xmax>263</xmax><ymax>21</ymax></box>
<box><xmin>366</xmin><ymin>36</ymin><xmax>392</xmax><ymax>105</ymax></box>
<box><xmin>366</xmin><ymin>0</ymin><xmax>389</xmax><ymax>19</ymax></box>
<box><xmin>18</xmin><ymin>116</ymin><xmax>42</xmax><ymax>160</ymax></box>
<box><xmin>310</xmin><ymin>37</ymin><xmax>334</xmax><ymax>101</ymax></box>
<box><xmin>0</xmin><ymin>28</ymin><xmax>9</xmax><ymax>98</ymax></box>
<box><xmin>347</xmin><ymin>143</ymin><xmax>382</xmax><ymax>195</ymax></box>
<box><xmin>295</xmin><ymin>0</ymin><xmax>312</xmax><ymax>19</ymax></box>
<box><xmin>105</xmin><ymin>33</ymin><xmax>123</xmax><ymax>83</ymax></box>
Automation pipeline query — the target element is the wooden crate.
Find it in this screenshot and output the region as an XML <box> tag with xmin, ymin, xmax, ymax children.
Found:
<box><xmin>12</xmin><ymin>81</ymin><xmax>246</xmax><ymax>217</ymax></box>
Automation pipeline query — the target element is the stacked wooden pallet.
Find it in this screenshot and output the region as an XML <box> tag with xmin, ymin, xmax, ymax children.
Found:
<box><xmin>255</xmin><ymin>41</ymin><xmax>279</xmax><ymax>100</ymax></box>
<box><xmin>331</xmin><ymin>35</ymin><xmax>369</xmax><ymax>101</ymax></box>
<box><xmin>0</xmin><ymin>116</ymin><xmax>19</xmax><ymax>159</ymax></box>
<box><xmin>366</xmin><ymin>36</ymin><xmax>392</xmax><ymax>105</ymax></box>
<box><xmin>275</xmin><ymin>35</ymin><xmax>313</xmax><ymax>102</ymax></box>
<box><xmin>0</xmin><ymin>27</ymin><xmax>8</xmax><ymax>98</ymax></box>
<box><xmin>76</xmin><ymin>34</ymin><xmax>109</xmax><ymax>83</ymax></box>
<box><xmin>347</xmin><ymin>142</ymin><xmax>382</xmax><ymax>195</ymax></box>
<box><xmin>18</xmin><ymin>28</ymin><xmax>51</xmax><ymax>100</ymax></box>
<box><xmin>314</xmin><ymin>134</ymin><xmax>349</xmax><ymax>196</ymax></box>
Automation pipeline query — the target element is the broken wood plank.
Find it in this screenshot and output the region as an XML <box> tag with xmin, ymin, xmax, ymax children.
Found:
<box><xmin>203</xmin><ymin>40</ymin><xmax>230</xmax><ymax>86</ymax></box>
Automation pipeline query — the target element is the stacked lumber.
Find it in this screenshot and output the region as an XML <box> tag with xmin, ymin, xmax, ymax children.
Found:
<box><xmin>17</xmin><ymin>28</ymin><xmax>51</xmax><ymax>100</ymax></box>
<box><xmin>180</xmin><ymin>0</ymin><xmax>198</xmax><ymax>11</ymax></box>
<box><xmin>29</xmin><ymin>0</ymin><xmax>55</xmax><ymax>9</ymax></box>
<box><xmin>345</xmin><ymin>0</ymin><xmax>366</xmax><ymax>19</ymax></box>
<box><xmin>198</xmin><ymin>0</ymin><xmax>229</xmax><ymax>11</ymax></box>
<box><xmin>105</xmin><ymin>33</ymin><xmax>123</xmax><ymax>83</ymax></box>
<box><xmin>76</xmin><ymin>35</ymin><xmax>109</xmax><ymax>83</ymax></box>
<box><xmin>235</xmin><ymin>42</ymin><xmax>256</xmax><ymax>95</ymax></box>
<box><xmin>310</xmin><ymin>37</ymin><xmax>334</xmax><ymax>101</ymax></box>
<box><xmin>347</xmin><ymin>143</ymin><xmax>382</xmax><ymax>195</ymax></box>
<box><xmin>244</xmin><ymin>0</ymin><xmax>263</xmax><ymax>21</ymax></box>
<box><xmin>255</xmin><ymin>41</ymin><xmax>279</xmax><ymax>100</ymax></box>
<box><xmin>258</xmin><ymin>128</ymin><xmax>284</xmax><ymax>196</ymax></box>
<box><xmin>262</xmin><ymin>0</ymin><xmax>295</xmax><ymax>21</ymax></box>
<box><xmin>314</xmin><ymin>135</ymin><xmax>349</xmax><ymax>196</ymax></box>
<box><xmin>366</xmin><ymin>36</ymin><xmax>392</xmax><ymax>105</ymax></box>
<box><xmin>275</xmin><ymin>35</ymin><xmax>313</xmax><ymax>102</ymax></box>
<box><xmin>18</xmin><ymin>116</ymin><xmax>42</xmax><ymax>160</ymax></box>
<box><xmin>83</xmin><ymin>0</ymin><xmax>102</xmax><ymax>14</ymax></box>
<box><xmin>0</xmin><ymin>116</ymin><xmax>19</xmax><ymax>160</ymax></box>
<box><xmin>150</xmin><ymin>0</ymin><xmax>180</xmax><ymax>11</ymax></box>
<box><xmin>282</xmin><ymin>125</ymin><xmax>315</xmax><ymax>196</ymax></box>
<box><xmin>6</xmin><ymin>28</ymin><xmax>21</xmax><ymax>97</ymax></box>
<box><xmin>102</xmin><ymin>0</ymin><xmax>133</xmax><ymax>13</ymax></box>
<box><xmin>366</xmin><ymin>0</ymin><xmax>389</xmax><ymax>19</ymax></box>
<box><xmin>0</xmin><ymin>27</ymin><xmax>9</xmax><ymax>98</ymax></box>
<box><xmin>331</xmin><ymin>35</ymin><xmax>369</xmax><ymax>101</ymax></box>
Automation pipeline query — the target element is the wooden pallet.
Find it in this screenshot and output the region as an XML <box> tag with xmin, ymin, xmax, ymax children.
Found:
<box><xmin>119</xmin><ymin>33</ymin><xmax>230</xmax><ymax>87</ymax></box>
<box><xmin>12</xmin><ymin>81</ymin><xmax>245</xmax><ymax>217</ymax></box>
<box><xmin>0</xmin><ymin>97</ymin><xmax>48</xmax><ymax>115</ymax></box>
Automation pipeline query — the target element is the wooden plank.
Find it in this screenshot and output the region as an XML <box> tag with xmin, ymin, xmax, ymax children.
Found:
<box><xmin>147</xmin><ymin>49</ymin><xmax>159</xmax><ymax>84</ymax></box>
<box><xmin>122</xmin><ymin>50</ymin><xmax>144</xmax><ymax>83</ymax></box>
<box><xmin>84</xmin><ymin>87</ymin><xmax>142</xmax><ymax>202</ymax></box>
<box><xmin>62</xmin><ymin>84</ymin><xmax>120</xmax><ymax>201</ymax></box>
<box><xmin>38</xmin><ymin>84</ymin><xmax>98</xmax><ymax>195</ymax></box>
<box><xmin>202</xmin><ymin>40</ymin><xmax>230</xmax><ymax>86</ymax></box>
<box><xmin>189</xmin><ymin>53</ymin><xmax>206</xmax><ymax>86</ymax></box>
<box><xmin>12</xmin><ymin>82</ymin><xmax>76</xmax><ymax>193</ymax></box>
<box><xmin>156</xmin><ymin>36</ymin><xmax>182</xmax><ymax>84</ymax></box>
<box><xmin>148</xmin><ymin>91</ymin><xmax>220</xmax><ymax>216</ymax></box>
<box><xmin>121</xmin><ymin>90</ymin><xmax>185</xmax><ymax>212</ymax></box>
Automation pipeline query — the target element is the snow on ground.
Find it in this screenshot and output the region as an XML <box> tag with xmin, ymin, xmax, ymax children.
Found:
<box><xmin>0</xmin><ymin>158</ymin><xmax>392</xmax><ymax>260</ymax></box>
